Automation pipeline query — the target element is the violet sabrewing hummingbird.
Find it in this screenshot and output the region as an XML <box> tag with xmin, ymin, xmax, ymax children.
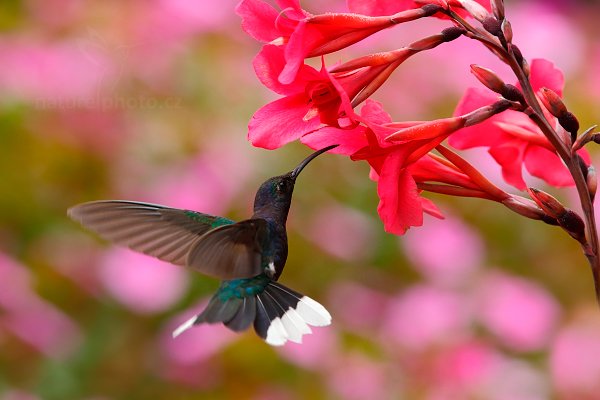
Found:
<box><xmin>68</xmin><ymin>144</ymin><xmax>338</xmax><ymax>346</ymax></box>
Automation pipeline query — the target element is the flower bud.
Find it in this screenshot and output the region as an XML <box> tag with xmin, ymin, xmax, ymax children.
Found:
<box><xmin>501</xmin><ymin>84</ymin><xmax>524</xmax><ymax>103</ymax></box>
<box><xmin>502</xmin><ymin>196</ymin><xmax>547</xmax><ymax>221</ymax></box>
<box><xmin>528</xmin><ymin>188</ymin><xmax>586</xmax><ymax>243</ymax></box>
<box><xmin>420</xmin><ymin>3</ymin><xmax>444</xmax><ymax>17</ymax></box>
<box><xmin>385</xmin><ymin>116</ymin><xmax>465</xmax><ymax>142</ymax></box>
<box><xmin>441</xmin><ymin>26</ymin><xmax>466</xmax><ymax>42</ymax></box>
<box><xmin>482</xmin><ymin>16</ymin><xmax>502</xmax><ymax>37</ymax></box>
<box><xmin>540</xmin><ymin>88</ymin><xmax>568</xmax><ymax>118</ymax></box>
<box><xmin>572</xmin><ymin>125</ymin><xmax>597</xmax><ymax>152</ymax></box>
<box><xmin>502</xmin><ymin>20</ymin><xmax>513</xmax><ymax>42</ymax></box>
<box><xmin>455</xmin><ymin>0</ymin><xmax>490</xmax><ymax>22</ymax></box>
<box><xmin>510</xmin><ymin>44</ymin><xmax>523</xmax><ymax>64</ymax></box>
<box><xmin>558</xmin><ymin>112</ymin><xmax>580</xmax><ymax>141</ymax></box>
<box><xmin>470</xmin><ymin>65</ymin><xmax>505</xmax><ymax>93</ymax></box>
<box><xmin>588</xmin><ymin>166</ymin><xmax>597</xmax><ymax>201</ymax></box>
<box><xmin>557</xmin><ymin>210</ymin><xmax>586</xmax><ymax>244</ymax></box>
<box><xmin>491</xmin><ymin>0</ymin><xmax>505</xmax><ymax>21</ymax></box>
<box><xmin>463</xmin><ymin>100</ymin><xmax>511</xmax><ymax>126</ymax></box>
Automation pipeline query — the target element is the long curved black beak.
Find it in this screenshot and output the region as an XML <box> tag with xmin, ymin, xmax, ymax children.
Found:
<box><xmin>290</xmin><ymin>144</ymin><xmax>339</xmax><ymax>180</ymax></box>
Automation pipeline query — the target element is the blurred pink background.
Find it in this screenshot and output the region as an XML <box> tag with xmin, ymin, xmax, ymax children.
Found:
<box><xmin>1</xmin><ymin>0</ymin><xmax>600</xmax><ymax>398</ymax></box>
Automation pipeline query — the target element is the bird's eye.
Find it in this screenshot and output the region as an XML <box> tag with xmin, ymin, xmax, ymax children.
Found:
<box><xmin>276</xmin><ymin>182</ymin><xmax>285</xmax><ymax>192</ymax></box>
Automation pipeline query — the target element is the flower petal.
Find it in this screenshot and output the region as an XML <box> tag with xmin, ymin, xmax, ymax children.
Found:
<box><xmin>253</xmin><ymin>45</ymin><xmax>321</xmax><ymax>95</ymax></box>
<box><xmin>450</xmin><ymin>87</ymin><xmax>503</xmax><ymax>149</ymax></box>
<box><xmin>377</xmin><ymin>151</ymin><xmax>423</xmax><ymax>235</ymax></box>
<box><xmin>529</xmin><ymin>59</ymin><xmax>564</xmax><ymax>96</ymax></box>
<box><xmin>524</xmin><ymin>145</ymin><xmax>574</xmax><ymax>187</ymax></box>
<box><xmin>236</xmin><ymin>0</ymin><xmax>282</xmax><ymax>43</ymax></box>
<box><xmin>248</xmin><ymin>94</ymin><xmax>321</xmax><ymax>149</ymax></box>
<box><xmin>301</xmin><ymin>125</ymin><xmax>368</xmax><ymax>156</ymax></box>
<box><xmin>488</xmin><ymin>140</ymin><xmax>527</xmax><ymax>190</ymax></box>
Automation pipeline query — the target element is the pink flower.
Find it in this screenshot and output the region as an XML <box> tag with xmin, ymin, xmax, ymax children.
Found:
<box><xmin>161</xmin><ymin>302</ymin><xmax>238</xmax><ymax>365</ymax></box>
<box><xmin>248</xmin><ymin>45</ymin><xmax>355</xmax><ymax>149</ymax></box>
<box><xmin>347</xmin><ymin>0</ymin><xmax>491</xmax><ymax>19</ymax></box>
<box><xmin>303</xmin><ymin>203</ymin><xmax>375</xmax><ymax>261</ymax></box>
<box><xmin>402</xmin><ymin>215</ymin><xmax>483</xmax><ymax>285</ymax></box>
<box><xmin>382</xmin><ymin>284</ymin><xmax>471</xmax><ymax>350</ymax></box>
<box><xmin>450</xmin><ymin>58</ymin><xmax>590</xmax><ymax>190</ymax></box>
<box><xmin>0</xmin><ymin>253</ymin><xmax>81</xmax><ymax>358</ymax></box>
<box><xmin>475</xmin><ymin>272</ymin><xmax>560</xmax><ymax>352</ymax></box>
<box><xmin>99</xmin><ymin>248</ymin><xmax>188</xmax><ymax>314</ymax></box>
<box><xmin>276</xmin><ymin>326</ymin><xmax>339</xmax><ymax>370</ymax></box>
<box><xmin>327</xmin><ymin>353</ymin><xmax>390</xmax><ymax>400</ymax></box>
<box><xmin>327</xmin><ymin>281</ymin><xmax>389</xmax><ymax>334</ymax></box>
<box><xmin>550</xmin><ymin>320</ymin><xmax>600</xmax><ymax>395</ymax></box>
<box><xmin>304</xmin><ymin>99</ymin><xmax>487</xmax><ymax>234</ymax></box>
<box><xmin>237</xmin><ymin>0</ymin><xmax>434</xmax><ymax>84</ymax></box>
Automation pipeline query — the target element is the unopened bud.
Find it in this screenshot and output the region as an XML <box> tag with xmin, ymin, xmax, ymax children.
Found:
<box><xmin>558</xmin><ymin>210</ymin><xmax>586</xmax><ymax>244</ymax></box>
<box><xmin>540</xmin><ymin>88</ymin><xmax>568</xmax><ymax>118</ymax></box>
<box><xmin>421</xmin><ymin>4</ymin><xmax>444</xmax><ymax>16</ymax></box>
<box><xmin>456</xmin><ymin>0</ymin><xmax>490</xmax><ymax>22</ymax></box>
<box><xmin>529</xmin><ymin>188</ymin><xmax>586</xmax><ymax>243</ymax></box>
<box><xmin>441</xmin><ymin>26</ymin><xmax>466</xmax><ymax>42</ymax></box>
<box><xmin>571</xmin><ymin>125</ymin><xmax>596</xmax><ymax>152</ymax></box>
<box><xmin>502</xmin><ymin>196</ymin><xmax>547</xmax><ymax>221</ymax></box>
<box><xmin>470</xmin><ymin>65</ymin><xmax>505</xmax><ymax>93</ymax></box>
<box><xmin>385</xmin><ymin>116</ymin><xmax>465</xmax><ymax>142</ymax></box>
<box><xmin>463</xmin><ymin>100</ymin><xmax>511</xmax><ymax>126</ymax></box>
<box><xmin>588</xmin><ymin>166</ymin><xmax>597</xmax><ymax>201</ymax></box>
<box><xmin>528</xmin><ymin>188</ymin><xmax>565</xmax><ymax>219</ymax></box>
<box><xmin>510</xmin><ymin>44</ymin><xmax>528</xmax><ymax>75</ymax></box>
<box><xmin>511</xmin><ymin>44</ymin><xmax>524</xmax><ymax>66</ymax></box>
<box><xmin>482</xmin><ymin>16</ymin><xmax>502</xmax><ymax>37</ymax></box>
<box><xmin>558</xmin><ymin>112</ymin><xmax>580</xmax><ymax>141</ymax></box>
<box><xmin>501</xmin><ymin>84</ymin><xmax>524</xmax><ymax>103</ymax></box>
<box><xmin>491</xmin><ymin>0</ymin><xmax>505</xmax><ymax>21</ymax></box>
<box><xmin>502</xmin><ymin>20</ymin><xmax>513</xmax><ymax>42</ymax></box>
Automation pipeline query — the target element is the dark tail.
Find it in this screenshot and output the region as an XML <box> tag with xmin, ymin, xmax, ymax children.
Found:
<box><xmin>172</xmin><ymin>280</ymin><xmax>331</xmax><ymax>346</ymax></box>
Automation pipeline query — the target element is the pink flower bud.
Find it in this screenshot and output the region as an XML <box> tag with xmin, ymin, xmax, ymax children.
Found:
<box><xmin>502</xmin><ymin>196</ymin><xmax>547</xmax><ymax>221</ymax></box>
<box><xmin>540</xmin><ymin>88</ymin><xmax>568</xmax><ymax>118</ymax></box>
<box><xmin>491</xmin><ymin>0</ymin><xmax>505</xmax><ymax>20</ymax></box>
<box><xmin>527</xmin><ymin>188</ymin><xmax>566</xmax><ymax>219</ymax></box>
<box><xmin>470</xmin><ymin>65</ymin><xmax>505</xmax><ymax>93</ymax></box>
<box><xmin>385</xmin><ymin>116</ymin><xmax>466</xmax><ymax>142</ymax></box>
<box><xmin>463</xmin><ymin>100</ymin><xmax>511</xmax><ymax>126</ymax></box>
<box><xmin>528</xmin><ymin>188</ymin><xmax>586</xmax><ymax>243</ymax></box>
<box><xmin>455</xmin><ymin>0</ymin><xmax>490</xmax><ymax>22</ymax></box>
<box><xmin>482</xmin><ymin>16</ymin><xmax>502</xmax><ymax>37</ymax></box>
<box><xmin>587</xmin><ymin>166</ymin><xmax>597</xmax><ymax>201</ymax></box>
<box><xmin>502</xmin><ymin>19</ymin><xmax>513</xmax><ymax>42</ymax></box>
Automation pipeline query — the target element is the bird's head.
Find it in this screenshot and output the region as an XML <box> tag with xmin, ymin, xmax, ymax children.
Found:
<box><xmin>253</xmin><ymin>145</ymin><xmax>338</xmax><ymax>213</ymax></box>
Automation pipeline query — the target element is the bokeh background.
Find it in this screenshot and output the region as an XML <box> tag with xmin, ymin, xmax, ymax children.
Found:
<box><xmin>2</xmin><ymin>0</ymin><xmax>600</xmax><ymax>399</ymax></box>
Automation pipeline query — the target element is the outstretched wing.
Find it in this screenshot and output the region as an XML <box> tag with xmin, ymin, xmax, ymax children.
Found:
<box><xmin>186</xmin><ymin>219</ymin><xmax>267</xmax><ymax>280</ymax></box>
<box><xmin>68</xmin><ymin>200</ymin><xmax>234</xmax><ymax>266</ymax></box>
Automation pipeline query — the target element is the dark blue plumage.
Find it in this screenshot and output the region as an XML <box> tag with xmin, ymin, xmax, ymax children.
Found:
<box><xmin>68</xmin><ymin>145</ymin><xmax>337</xmax><ymax>345</ymax></box>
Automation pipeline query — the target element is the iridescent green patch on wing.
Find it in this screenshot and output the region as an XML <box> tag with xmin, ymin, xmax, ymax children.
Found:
<box><xmin>217</xmin><ymin>274</ymin><xmax>271</xmax><ymax>301</ymax></box>
<box><xmin>183</xmin><ymin>211</ymin><xmax>234</xmax><ymax>228</ymax></box>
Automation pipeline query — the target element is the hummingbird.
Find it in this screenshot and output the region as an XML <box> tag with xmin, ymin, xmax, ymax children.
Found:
<box><xmin>68</xmin><ymin>145</ymin><xmax>338</xmax><ymax>346</ymax></box>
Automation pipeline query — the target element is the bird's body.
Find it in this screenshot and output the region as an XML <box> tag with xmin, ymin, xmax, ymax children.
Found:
<box><xmin>68</xmin><ymin>145</ymin><xmax>336</xmax><ymax>345</ymax></box>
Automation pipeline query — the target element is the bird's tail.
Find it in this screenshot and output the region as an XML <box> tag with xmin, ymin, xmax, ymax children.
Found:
<box><xmin>172</xmin><ymin>277</ymin><xmax>331</xmax><ymax>346</ymax></box>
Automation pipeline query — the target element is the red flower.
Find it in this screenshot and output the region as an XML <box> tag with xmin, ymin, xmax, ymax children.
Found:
<box><xmin>449</xmin><ymin>59</ymin><xmax>590</xmax><ymax>190</ymax></box>
<box><xmin>248</xmin><ymin>45</ymin><xmax>355</xmax><ymax>149</ymax></box>
<box><xmin>304</xmin><ymin>100</ymin><xmax>468</xmax><ymax>234</ymax></box>
<box><xmin>237</xmin><ymin>0</ymin><xmax>436</xmax><ymax>84</ymax></box>
<box><xmin>347</xmin><ymin>0</ymin><xmax>490</xmax><ymax>19</ymax></box>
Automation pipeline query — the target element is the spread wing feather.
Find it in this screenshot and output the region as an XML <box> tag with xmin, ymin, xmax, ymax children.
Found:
<box><xmin>68</xmin><ymin>200</ymin><xmax>235</xmax><ymax>266</ymax></box>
